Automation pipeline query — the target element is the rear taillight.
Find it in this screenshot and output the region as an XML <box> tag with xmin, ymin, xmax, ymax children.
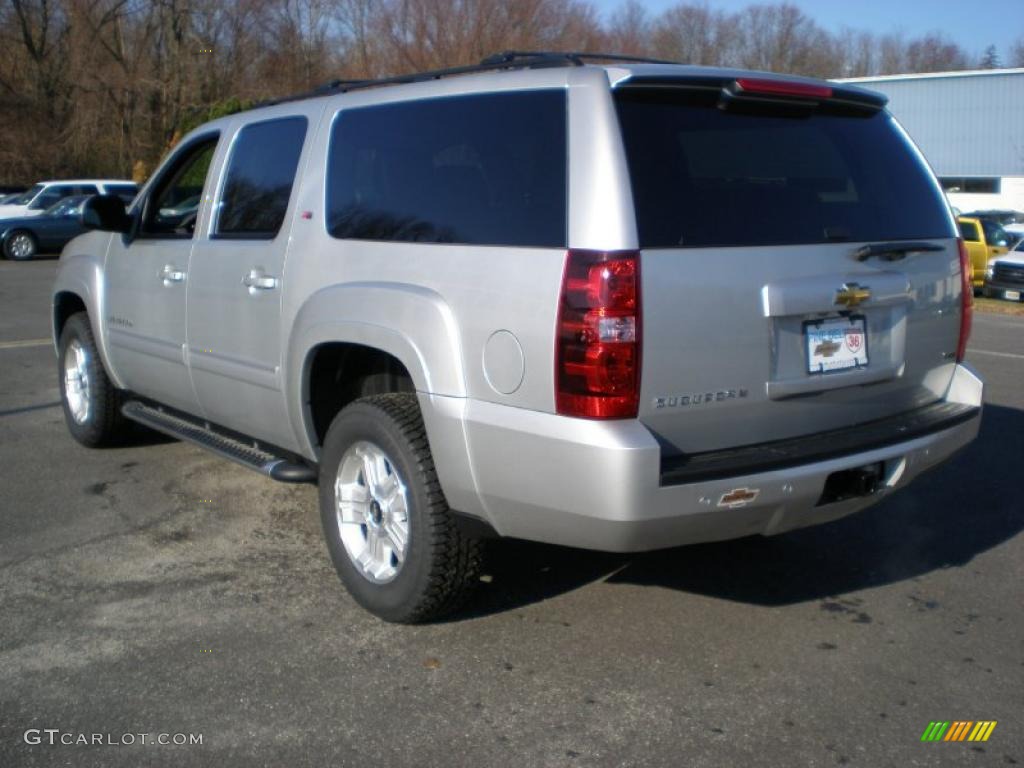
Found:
<box><xmin>556</xmin><ymin>250</ymin><xmax>641</xmax><ymax>419</ymax></box>
<box><xmin>734</xmin><ymin>77</ymin><xmax>833</xmax><ymax>100</ymax></box>
<box><xmin>957</xmin><ymin>238</ymin><xmax>973</xmax><ymax>362</ymax></box>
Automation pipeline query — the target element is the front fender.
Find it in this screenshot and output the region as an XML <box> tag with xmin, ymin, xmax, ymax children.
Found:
<box><xmin>51</xmin><ymin>233</ymin><xmax>118</xmax><ymax>383</ymax></box>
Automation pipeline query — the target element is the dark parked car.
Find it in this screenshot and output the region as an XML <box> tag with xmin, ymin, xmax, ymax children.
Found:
<box><xmin>0</xmin><ymin>195</ymin><xmax>90</xmax><ymax>260</ymax></box>
<box><xmin>964</xmin><ymin>209</ymin><xmax>1024</xmax><ymax>227</ymax></box>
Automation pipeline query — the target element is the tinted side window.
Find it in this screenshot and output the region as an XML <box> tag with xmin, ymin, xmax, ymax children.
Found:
<box><xmin>106</xmin><ymin>184</ymin><xmax>138</xmax><ymax>201</ymax></box>
<box><xmin>980</xmin><ymin>220</ymin><xmax>1009</xmax><ymax>246</ymax></box>
<box><xmin>141</xmin><ymin>136</ymin><xmax>218</xmax><ymax>238</ymax></box>
<box><xmin>30</xmin><ymin>185</ymin><xmax>74</xmax><ymax>210</ymax></box>
<box><xmin>326</xmin><ymin>91</ymin><xmax>566</xmax><ymax>247</ymax></box>
<box><xmin>615</xmin><ymin>89</ymin><xmax>954</xmax><ymax>248</ymax></box>
<box><xmin>215</xmin><ymin>117</ymin><xmax>307</xmax><ymax>239</ymax></box>
<box><xmin>959</xmin><ymin>221</ymin><xmax>980</xmax><ymax>241</ymax></box>
<box><xmin>76</xmin><ymin>185</ymin><xmax>99</xmax><ymax>196</ymax></box>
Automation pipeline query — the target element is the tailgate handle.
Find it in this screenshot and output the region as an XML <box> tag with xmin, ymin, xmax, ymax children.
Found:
<box><xmin>853</xmin><ymin>242</ymin><xmax>944</xmax><ymax>262</ymax></box>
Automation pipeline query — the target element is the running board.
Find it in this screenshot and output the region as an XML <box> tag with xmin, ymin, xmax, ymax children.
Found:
<box><xmin>121</xmin><ymin>400</ymin><xmax>317</xmax><ymax>484</ymax></box>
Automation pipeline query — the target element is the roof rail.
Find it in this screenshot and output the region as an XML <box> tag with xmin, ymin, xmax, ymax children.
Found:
<box><xmin>480</xmin><ymin>51</ymin><xmax>680</xmax><ymax>67</ymax></box>
<box><xmin>260</xmin><ymin>50</ymin><xmax>681</xmax><ymax>107</ymax></box>
<box><xmin>260</xmin><ymin>78</ymin><xmax>370</xmax><ymax>107</ymax></box>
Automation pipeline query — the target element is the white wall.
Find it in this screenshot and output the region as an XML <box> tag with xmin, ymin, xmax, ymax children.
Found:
<box><xmin>946</xmin><ymin>177</ymin><xmax>1024</xmax><ymax>213</ymax></box>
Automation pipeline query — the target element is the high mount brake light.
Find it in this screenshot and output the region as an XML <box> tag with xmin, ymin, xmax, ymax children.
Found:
<box><xmin>556</xmin><ymin>250</ymin><xmax>641</xmax><ymax>419</ymax></box>
<box><xmin>956</xmin><ymin>238</ymin><xmax>973</xmax><ymax>362</ymax></box>
<box><xmin>734</xmin><ymin>78</ymin><xmax>833</xmax><ymax>100</ymax></box>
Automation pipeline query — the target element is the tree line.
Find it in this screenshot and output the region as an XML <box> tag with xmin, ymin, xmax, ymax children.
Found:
<box><xmin>1</xmin><ymin>0</ymin><xmax>1021</xmax><ymax>184</ymax></box>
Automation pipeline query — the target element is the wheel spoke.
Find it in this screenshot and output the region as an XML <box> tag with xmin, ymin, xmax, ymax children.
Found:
<box><xmin>360</xmin><ymin>449</ymin><xmax>385</xmax><ymax>495</ymax></box>
<box><xmin>383</xmin><ymin>521</ymin><xmax>407</xmax><ymax>560</ymax></box>
<box><xmin>378</xmin><ymin>472</ymin><xmax>401</xmax><ymax>504</ymax></box>
<box><xmin>336</xmin><ymin>481</ymin><xmax>370</xmax><ymax>523</ymax></box>
<box><xmin>356</xmin><ymin>530</ymin><xmax>377</xmax><ymax>572</ymax></box>
<box><xmin>367</xmin><ymin>528</ymin><xmax>388</xmax><ymax>575</ymax></box>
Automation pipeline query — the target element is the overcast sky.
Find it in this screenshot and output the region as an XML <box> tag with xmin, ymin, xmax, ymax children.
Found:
<box><xmin>593</xmin><ymin>0</ymin><xmax>1024</xmax><ymax>62</ymax></box>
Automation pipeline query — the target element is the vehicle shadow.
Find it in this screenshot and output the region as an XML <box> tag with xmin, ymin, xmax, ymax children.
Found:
<box><xmin>461</xmin><ymin>403</ymin><xmax>1024</xmax><ymax>619</ymax></box>
<box><xmin>119</xmin><ymin>420</ymin><xmax>177</xmax><ymax>447</ymax></box>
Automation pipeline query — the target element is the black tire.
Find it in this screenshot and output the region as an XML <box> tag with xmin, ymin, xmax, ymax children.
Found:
<box><xmin>3</xmin><ymin>230</ymin><xmax>37</xmax><ymax>260</ymax></box>
<box><xmin>58</xmin><ymin>312</ymin><xmax>127</xmax><ymax>447</ymax></box>
<box><xmin>319</xmin><ymin>393</ymin><xmax>481</xmax><ymax>623</ymax></box>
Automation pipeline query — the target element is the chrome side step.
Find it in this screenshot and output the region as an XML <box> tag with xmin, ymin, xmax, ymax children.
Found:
<box><xmin>122</xmin><ymin>400</ymin><xmax>317</xmax><ymax>484</ymax></box>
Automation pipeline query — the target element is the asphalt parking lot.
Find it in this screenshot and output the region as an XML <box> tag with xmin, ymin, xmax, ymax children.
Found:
<box><xmin>0</xmin><ymin>258</ymin><xmax>1021</xmax><ymax>767</ymax></box>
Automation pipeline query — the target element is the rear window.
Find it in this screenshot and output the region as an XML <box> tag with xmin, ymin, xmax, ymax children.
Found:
<box><xmin>326</xmin><ymin>91</ymin><xmax>566</xmax><ymax>247</ymax></box>
<box><xmin>614</xmin><ymin>89</ymin><xmax>954</xmax><ymax>248</ymax></box>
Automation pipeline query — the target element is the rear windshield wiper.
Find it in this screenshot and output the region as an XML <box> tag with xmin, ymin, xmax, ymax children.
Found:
<box><xmin>853</xmin><ymin>242</ymin><xmax>944</xmax><ymax>262</ymax></box>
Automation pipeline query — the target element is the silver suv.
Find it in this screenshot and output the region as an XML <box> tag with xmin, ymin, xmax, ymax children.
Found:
<box><xmin>52</xmin><ymin>52</ymin><xmax>983</xmax><ymax>622</ymax></box>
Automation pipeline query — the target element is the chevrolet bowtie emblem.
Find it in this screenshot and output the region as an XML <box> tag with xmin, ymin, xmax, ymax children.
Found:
<box><xmin>814</xmin><ymin>339</ymin><xmax>842</xmax><ymax>358</ymax></box>
<box><xmin>718</xmin><ymin>487</ymin><xmax>760</xmax><ymax>508</ymax></box>
<box><xmin>834</xmin><ymin>282</ymin><xmax>871</xmax><ymax>308</ymax></box>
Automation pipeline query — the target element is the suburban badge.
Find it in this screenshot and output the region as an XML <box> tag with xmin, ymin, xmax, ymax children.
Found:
<box><xmin>653</xmin><ymin>388</ymin><xmax>748</xmax><ymax>409</ymax></box>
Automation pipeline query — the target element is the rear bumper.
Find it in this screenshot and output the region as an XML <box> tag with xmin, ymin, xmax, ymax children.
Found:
<box><xmin>452</xmin><ymin>364</ymin><xmax>983</xmax><ymax>552</ymax></box>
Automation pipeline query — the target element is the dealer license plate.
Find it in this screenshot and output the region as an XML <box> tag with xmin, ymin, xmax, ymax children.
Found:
<box><xmin>805</xmin><ymin>316</ymin><xmax>868</xmax><ymax>374</ymax></box>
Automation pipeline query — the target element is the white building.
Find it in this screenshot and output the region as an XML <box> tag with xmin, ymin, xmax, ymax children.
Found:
<box><xmin>839</xmin><ymin>69</ymin><xmax>1024</xmax><ymax>213</ymax></box>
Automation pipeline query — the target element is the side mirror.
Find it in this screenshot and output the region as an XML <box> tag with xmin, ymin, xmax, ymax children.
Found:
<box><xmin>81</xmin><ymin>194</ymin><xmax>131</xmax><ymax>233</ymax></box>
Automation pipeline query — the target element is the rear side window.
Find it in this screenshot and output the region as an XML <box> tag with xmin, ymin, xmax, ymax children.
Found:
<box><xmin>216</xmin><ymin>116</ymin><xmax>308</xmax><ymax>239</ymax></box>
<box><xmin>615</xmin><ymin>89</ymin><xmax>955</xmax><ymax>248</ymax></box>
<box><xmin>326</xmin><ymin>91</ymin><xmax>566</xmax><ymax>247</ymax></box>
<box><xmin>959</xmin><ymin>220</ymin><xmax>980</xmax><ymax>241</ymax></box>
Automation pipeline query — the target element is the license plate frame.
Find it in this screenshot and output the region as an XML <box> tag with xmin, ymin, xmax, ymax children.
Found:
<box><xmin>804</xmin><ymin>315</ymin><xmax>869</xmax><ymax>375</ymax></box>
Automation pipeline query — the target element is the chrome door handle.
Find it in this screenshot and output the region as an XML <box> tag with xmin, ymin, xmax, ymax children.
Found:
<box><xmin>160</xmin><ymin>264</ymin><xmax>186</xmax><ymax>285</ymax></box>
<box><xmin>242</xmin><ymin>268</ymin><xmax>279</xmax><ymax>292</ymax></box>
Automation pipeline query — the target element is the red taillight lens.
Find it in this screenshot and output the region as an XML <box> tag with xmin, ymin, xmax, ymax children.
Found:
<box><xmin>734</xmin><ymin>77</ymin><xmax>833</xmax><ymax>100</ymax></box>
<box><xmin>556</xmin><ymin>250</ymin><xmax>641</xmax><ymax>419</ymax></box>
<box><xmin>957</xmin><ymin>238</ymin><xmax>973</xmax><ymax>362</ymax></box>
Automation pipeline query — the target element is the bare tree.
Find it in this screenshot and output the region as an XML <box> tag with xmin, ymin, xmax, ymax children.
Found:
<box><xmin>834</xmin><ymin>27</ymin><xmax>876</xmax><ymax>78</ymax></box>
<box><xmin>604</xmin><ymin>0</ymin><xmax>651</xmax><ymax>57</ymax></box>
<box><xmin>1010</xmin><ymin>36</ymin><xmax>1024</xmax><ymax>67</ymax></box>
<box><xmin>650</xmin><ymin>3</ymin><xmax>736</xmax><ymax>66</ymax></box>
<box><xmin>373</xmin><ymin>0</ymin><xmax>602</xmax><ymax>74</ymax></box>
<box><xmin>733</xmin><ymin>3</ymin><xmax>838</xmax><ymax>77</ymax></box>
<box><xmin>904</xmin><ymin>32</ymin><xmax>968</xmax><ymax>73</ymax></box>
<box><xmin>877</xmin><ymin>32</ymin><xmax>906</xmax><ymax>75</ymax></box>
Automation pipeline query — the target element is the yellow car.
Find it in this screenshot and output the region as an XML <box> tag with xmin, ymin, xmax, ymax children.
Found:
<box><xmin>958</xmin><ymin>216</ymin><xmax>1010</xmax><ymax>288</ymax></box>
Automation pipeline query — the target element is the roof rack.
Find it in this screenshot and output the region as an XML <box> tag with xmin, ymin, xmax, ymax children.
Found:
<box><xmin>479</xmin><ymin>51</ymin><xmax>680</xmax><ymax>67</ymax></box>
<box><xmin>261</xmin><ymin>50</ymin><xmax>681</xmax><ymax>107</ymax></box>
